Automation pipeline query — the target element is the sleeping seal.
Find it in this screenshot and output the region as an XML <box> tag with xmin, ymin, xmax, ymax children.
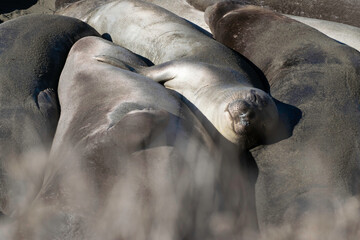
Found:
<box><xmin>206</xmin><ymin>2</ymin><xmax>360</xmax><ymax>230</ymax></box>
<box><xmin>58</xmin><ymin>0</ymin><xmax>360</xmax><ymax>52</ymax></box>
<box><xmin>284</xmin><ymin>15</ymin><xmax>360</xmax><ymax>52</ymax></box>
<box><xmin>58</xmin><ymin>0</ymin><xmax>212</xmax><ymax>32</ymax></box>
<box><xmin>158</xmin><ymin>0</ymin><xmax>360</xmax><ymax>52</ymax></box>
<box><xmin>13</xmin><ymin>36</ymin><xmax>258</xmax><ymax>239</ymax></box>
<box><xmin>71</xmin><ymin>0</ymin><xmax>279</xmax><ymax>149</ymax></box>
<box><xmin>188</xmin><ymin>0</ymin><xmax>360</xmax><ymax>28</ymax></box>
<box><xmin>0</xmin><ymin>14</ymin><xmax>99</xmax><ymax>216</ymax></box>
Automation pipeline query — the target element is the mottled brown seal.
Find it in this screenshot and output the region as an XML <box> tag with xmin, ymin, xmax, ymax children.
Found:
<box><xmin>206</xmin><ymin>2</ymin><xmax>360</xmax><ymax>229</ymax></box>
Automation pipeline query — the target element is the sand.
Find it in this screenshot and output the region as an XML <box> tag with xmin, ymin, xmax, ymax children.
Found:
<box><xmin>0</xmin><ymin>0</ymin><xmax>57</xmax><ymax>23</ymax></box>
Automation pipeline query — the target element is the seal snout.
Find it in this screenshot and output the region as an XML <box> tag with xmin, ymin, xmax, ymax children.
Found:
<box><xmin>226</xmin><ymin>89</ymin><xmax>266</xmax><ymax>135</ymax></box>
<box><xmin>224</xmin><ymin>88</ymin><xmax>279</xmax><ymax>147</ymax></box>
<box><xmin>226</xmin><ymin>100</ymin><xmax>255</xmax><ymax>134</ymax></box>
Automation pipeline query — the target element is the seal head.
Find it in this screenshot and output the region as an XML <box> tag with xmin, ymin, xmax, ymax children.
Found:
<box><xmin>222</xmin><ymin>87</ymin><xmax>278</xmax><ymax>148</ymax></box>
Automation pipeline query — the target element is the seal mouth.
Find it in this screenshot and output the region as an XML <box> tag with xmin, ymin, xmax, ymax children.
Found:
<box><xmin>223</xmin><ymin>88</ymin><xmax>278</xmax><ymax>147</ymax></box>
<box><xmin>225</xmin><ymin>100</ymin><xmax>255</xmax><ymax>135</ymax></box>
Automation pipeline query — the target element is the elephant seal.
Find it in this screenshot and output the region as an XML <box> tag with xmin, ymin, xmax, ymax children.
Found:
<box><xmin>56</xmin><ymin>0</ymin><xmax>111</xmax><ymax>19</ymax></box>
<box><xmin>0</xmin><ymin>14</ymin><xmax>99</xmax><ymax>216</ymax></box>
<box><xmin>285</xmin><ymin>15</ymin><xmax>360</xmax><ymax>52</ymax></box>
<box><xmin>98</xmin><ymin>56</ymin><xmax>279</xmax><ymax>149</ymax></box>
<box><xmin>255</xmin><ymin>0</ymin><xmax>360</xmax><ymax>28</ymax></box>
<box><xmin>58</xmin><ymin>0</ymin><xmax>360</xmax><ymax>52</ymax></box>
<box><xmin>58</xmin><ymin>0</ymin><xmax>212</xmax><ymax>32</ymax></box>
<box><xmin>64</xmin><ymin>0</ymin><xmax>279</xmax><ymax>149</ymax></box>
<box><xmin>169</xmin><ymin>0</ymin><xmax>360</xmax><ymax>52</ymax></box>
<box><xmin>143</xmin><ymin>0</ymin><xmax>211</xmax><ymax>32</ymax></box>
<box><xmin>206</xmin><ymin>2</ymin><xmax>360</xmax><ymax>231</ymax></box>
<box><xmin>13</xmin><ymin>36</ymin><xmax>258</xmax><ymax>239</ymax></box>
<box><xmin>188</xmin><ymin>0</ymin><xmax>360</xmax><ymax>28</ymax></box>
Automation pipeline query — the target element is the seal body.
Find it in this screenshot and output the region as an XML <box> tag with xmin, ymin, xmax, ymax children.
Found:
<box><xmin>254</xmin><ymin>0</ymin><xmax>360</xmax><ymax>28</ymax></box>
<box><xmin>150</xmin><ymin>0</ymin><xmax>360</xmax><ymax>52</ymax></box>
<box><xmin>58</xmin><ymin>0</ymin><xmax>212</xmax><ymax>32</ymax></box>
<box><xmin>206</xmin><ymin>2</ymin><xmax>360</xmax><ymax>230</ymax></box>
<box><xmin>188</xmin><ymin>0</ymin><xmax>360</xmax><ymax>27</ymax></box>
<box><xmin>61</xmin><ymin>0</ymin><xmax>278</xmax><ymax>148</ymax></box>
<box><xmin>13</xmin><ymin>36</ymin><xmax>258</xmax><ymax>239</ymax></box>
<box><xmin>0</xmin><ymin>14</ymin><xmax>99</xmax><ymax>216</ymax></box>
<box><xmin>57</xmin><ymin>0</ymin><xmax>111</xmax><ymax>19</ymax></box>
<box><xmin>58</xmin><ymin>0</ymin><xmax>360</xmax><ymax>52</ymax></box>
<box><xmin>285</xmin><ymin>15</ymin><xmax>360</xmax><ymax>52</ymax></box>
<box><xmin>136</xmin><ymin>60</ymin><xmax>279</xmax><ymax>148</ymax></box>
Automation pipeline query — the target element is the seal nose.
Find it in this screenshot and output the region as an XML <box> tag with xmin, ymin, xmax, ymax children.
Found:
<box><xmin>226</xmin><ymin>100</ymin><xmax>256</xmax><ymax>134</ymax></box>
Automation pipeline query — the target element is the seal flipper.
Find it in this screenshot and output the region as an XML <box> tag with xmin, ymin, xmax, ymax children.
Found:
<box><xmin>94</xmin><ymin>55</ymin><xmax>176</xmax><ymax>84</ymax></box>
<box><xmin>37</xmin><ymin>88</ymin><xmax>60</xmax><ymax>126</ymax></box>
<box><xmin>136</xmin><ymin>61</ymin><xmax>177</xmax><ymax>84</ymax></box>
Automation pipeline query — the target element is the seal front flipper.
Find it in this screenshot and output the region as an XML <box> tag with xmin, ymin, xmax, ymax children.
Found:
<box><xmin>37</xmin><ymin>88</ymin><xmax>60</xmax><ymax>128</ymax></box>
<box><xmin>94</xmin><ymin>55</ymin><xmax>176</xmax><ymax>84</ymax></box>
<box><xmin>136</xmin><ymin>61</ymin><xmax>177</xmax><ymax>84</ymax></box>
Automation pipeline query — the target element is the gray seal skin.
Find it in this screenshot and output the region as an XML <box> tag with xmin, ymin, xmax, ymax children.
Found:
<box><xmin>206</xmin><ymin>2</ymin><xmax>360</xmax><ymax>229</ymax></box>
<box><xmin>187</xmin><ymin>0</ymin><xmax>360</xmax><ymax>28</ymax></box>
<box><xmin>58</xmin><ymin>0</ymin><xmax>360</xmax><ymax>53</ymax></box>
<box><xmin>283</xmin><ymin>15</ymin><xmax>360</xmax><ymax>53</ymax></box>
<box><xmin>56</xmin><ymin>0</ymin><xmax>114</xmax><ymax>19</ymax></box>
<box><xmin>58</xmin><ymin>0</ymin><xmax>212</xmax><ymax>32</ymax></box>
<box><xmin>0</xmin><ymin>14</ymin><xmax>99</xmax><ymax>217</ymax></box>
<box><xmin>61</xmin><ymin>0</ymin><xmax>279</xmax><ymax>149</ymax></box>
<box><xmin>149</xmin><ymin>0</ymin><xmax>360</xmax><ymax>52</ymax></box>
<box><xmin>14</xmin><ymin>36</ymin><xmax>258</xmax><ymax>239</ymax></box>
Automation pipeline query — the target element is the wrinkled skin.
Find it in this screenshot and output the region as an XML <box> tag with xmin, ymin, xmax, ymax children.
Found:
<box><xmin>188</xmin><ymin>0</ymin><xmax>360</xmax><ymax>28</ymax></box>
<box><xmin>206</xmin><ymin>2</ymin><xmax>360</xmax><ymax>229</ymax></box>
<box><xmin>60</xmin><ymin>0</ymin><xmax>279</xmax><ymax>149</ymax></box>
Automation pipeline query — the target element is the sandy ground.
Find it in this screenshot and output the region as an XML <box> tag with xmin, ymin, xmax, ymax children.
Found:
<box><xmin>0</xmin><ymin>0</ymin><xmax>56</xmax><ymax>23</ymax></box>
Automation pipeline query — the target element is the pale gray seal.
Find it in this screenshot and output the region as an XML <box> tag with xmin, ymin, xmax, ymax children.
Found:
<box><xmin>0</xmin><ymin>14</ymin><xmax>99</xmax><ymax>216</ymax></box>
<box><xmin>13</xmin><ymin>36</ymin><xmax>258</xmax><ymax>239</ymax></box>
<box><xmin>206</xmin><ymin>2</ymin><xmax>360</xmax><ymax>231</ymax></box>
<box><xmin>66</xmin><ymin>0</ymin><xmax>279</xmax><ymax>149</ymax></box>
<box><xmin>58</xmin><ymin>0</ymin><xmax>360</xmax><ymax>52</ymax></box>
<box><xmin>58</xmin><ymin>0</ymin><xmax>212</xmax><ymax>32</ymax></box>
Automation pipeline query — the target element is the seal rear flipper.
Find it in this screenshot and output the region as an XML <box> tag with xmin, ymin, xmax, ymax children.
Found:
<box><xmin>37</xmin><ymin>88</ymin><xmax>60</xmax><ymax>128</ymax></box>
<box><xmin>94</xmin><ymin>55</ymin><xmax>141</xmax><ymax>72</ymax></box>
